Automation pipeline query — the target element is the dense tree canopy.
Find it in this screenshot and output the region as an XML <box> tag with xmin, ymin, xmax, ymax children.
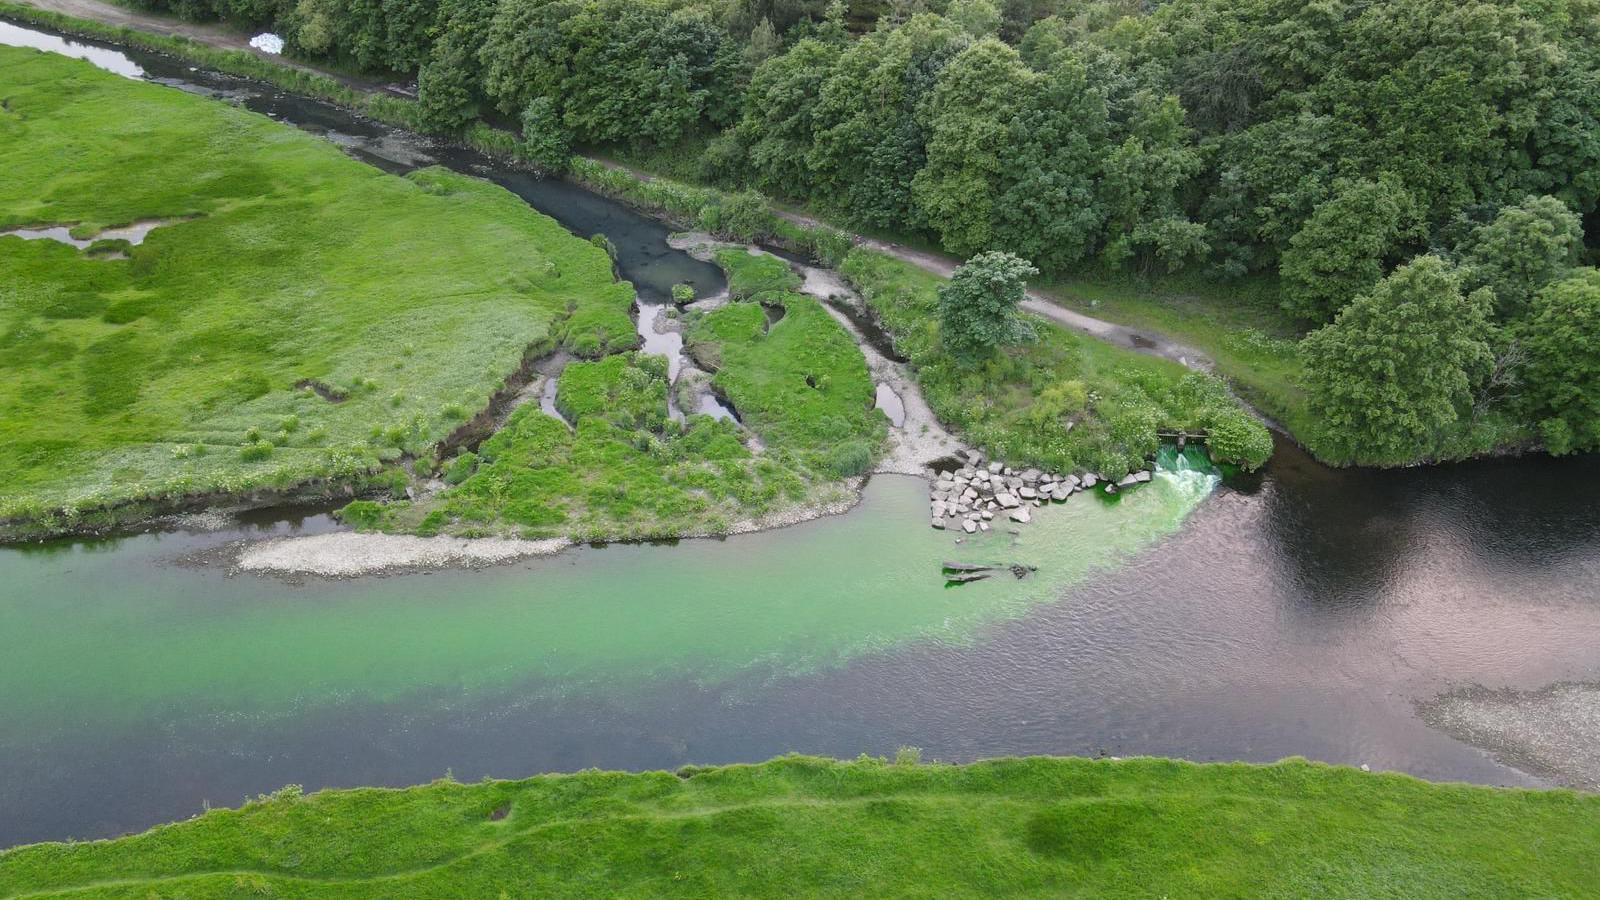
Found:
<box><xmin>1301</xmin><ymin>257</ymin><xmax>1496</xmax><ymax>465</ymax></box>
<box><xmin>1517</xmin><ymin>269</ymin><xmax>1600</xmax><ymax>455</ymax></box>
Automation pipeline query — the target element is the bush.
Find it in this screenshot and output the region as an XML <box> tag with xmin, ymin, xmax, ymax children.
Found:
<box><xmin>671</xmin><ymin>283</ymin><xmax>695</xmax><ymax>303</ymax></box>
<box><xmin>824</xmin><ymin>439</ymin><xmax>874</xmax><ymax>477</ymax></box>
<box><xmin>1205</xmin><ymin>411</ymin><xmax>1273</xmax><ymax>470</ymax></box>
<box><xmin>239</xmin><ymin>440</ymin><xmax>274</xmax><ymax>462</ymax></box>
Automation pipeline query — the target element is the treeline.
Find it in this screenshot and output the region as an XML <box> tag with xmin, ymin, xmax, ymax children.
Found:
<box><xmin>132</xmin><ymin>0</ymin><xmax>1600</xmax><ymax>463</ymax></box>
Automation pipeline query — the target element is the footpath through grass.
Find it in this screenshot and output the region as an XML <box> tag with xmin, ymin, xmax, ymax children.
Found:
<box><xmin>1</xmin><ymin>754</ymin><xmax>1594</xmax><ymax>897</ymax></box>
<box><xmin>0</xmin><ymin>46</ymin><xmax>632</xmax><ymax>537</ymax></box>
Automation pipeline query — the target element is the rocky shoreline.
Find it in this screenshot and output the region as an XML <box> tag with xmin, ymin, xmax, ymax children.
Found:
<box><xmin>928</xmin><ymin>449</ymin><xmax>1152</xmax><ymax>535</ymax></box>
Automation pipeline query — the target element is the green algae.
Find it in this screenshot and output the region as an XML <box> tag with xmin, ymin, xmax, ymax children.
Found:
<box><xmin>0</xmin><ymin>449</ymin><xmax>1217</xmax><ymax>736</ymax></box>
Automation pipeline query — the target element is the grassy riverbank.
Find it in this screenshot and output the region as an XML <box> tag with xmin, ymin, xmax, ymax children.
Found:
<box><xmin>0</xmin><ymin>46</ymin><xmax>632</xmax><ymax>537</ymax></box>
<box><xmin>839</xmin><ymin>250</ymin><xmax>1273</xmax><ymax>476</ymax></box>
<box><xmin>1</xmin><ymin>754</ymin><xmax>1595</xmax><ymax>897</ymax></box>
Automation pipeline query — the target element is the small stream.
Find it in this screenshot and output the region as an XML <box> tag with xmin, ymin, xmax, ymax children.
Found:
<box><xmin>2</xmin><ymin>20</ymin><xmax>1599</xmax><ymax>850</ymax></box>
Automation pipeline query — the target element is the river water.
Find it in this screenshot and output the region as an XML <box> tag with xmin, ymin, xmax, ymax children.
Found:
<box><xmin>2</xmin><ymin>22</ymin><xmax>1600</xmax><ymax>849</ymax></box>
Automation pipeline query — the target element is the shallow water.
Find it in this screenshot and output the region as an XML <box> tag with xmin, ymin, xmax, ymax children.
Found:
<box><xmin>875</xmin><ymin>382</ymin><xmax>906</xmax><ymax>427</ymax></box>
<box><xmin>2</xmin><ymin>21</ymin><xmax>1600</xmax><ymax>850</ymax></box>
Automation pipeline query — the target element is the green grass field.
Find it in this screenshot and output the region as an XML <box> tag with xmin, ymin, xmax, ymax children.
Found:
<box><xmin>1</xmin><ymin>754</ymin><xmax>1594</xmax><ymax>897</ymax></box>
<box><xmin>0</xmin><ymin>46</ymin><xmax>633</xmax><ymax>537</ymax></box>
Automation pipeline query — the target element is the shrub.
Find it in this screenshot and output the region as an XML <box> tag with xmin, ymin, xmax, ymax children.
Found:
<box><xmin>239</xmin><ymin>440</ymin><xmax>274</xmax><ymax>462</ymax></box>
<box><xmin>1205</xmin><ymin>411</ymin><xmax>1274</xmax><ymax>470</ymax></box>
<box><xmin>444</xmin><ymin>451</ymin><xmax>479</xmax><ymax>484</ymax></box>
<box><xmin>824</xmin><ymin>439</ymin><xmax>874</xmax><ymax>477</ymax></box>
<box><xmin>671</xmin><ymin>283</ymin><xmax>695</xmax><ymax>304</ymax></box>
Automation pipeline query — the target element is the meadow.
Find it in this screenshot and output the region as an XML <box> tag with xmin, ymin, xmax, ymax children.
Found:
<box><xmin>1</xmin><ymin>754</ymin><xmax>1594</xmax><ymax>897</ymax></box>
<box><xmin>0</xmin><ymin>46</ymin><xmax>631</xmax><ymax>537</ymax></box>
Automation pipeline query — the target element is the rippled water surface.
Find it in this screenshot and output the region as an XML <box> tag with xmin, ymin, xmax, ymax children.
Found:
<box><xmin>2</xmin><ymin>22</ymin><xmax>1599</xmax><ymax>849</ymax></box>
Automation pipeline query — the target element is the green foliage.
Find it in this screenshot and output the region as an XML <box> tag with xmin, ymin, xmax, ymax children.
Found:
<box><xmin>688</xmin><ymin>292</ymin><xmax>885</xmax><ymax>472</ymax></box>
<box><xmin>937</xmin><ymin>251</ymin><xmax>1038</xmax><ymax>365</ymax></box>
<box><xmin>4</xmin><ymin>755</ymin><xmax>1595</xmax><ymax>896</ymax></box>
<box><xmin>0</xmin><ymin>49</ymin><xmax>625</xmax><ymax>533</ymax></box>
<box><xmin>1279</xmin><ymin>174</ymin><xmax>1420</xmax><ymax>323</ymax></box>
<box><xmin>442</xmin><ymin>451</ymin><xmax>478</xmax><ymax>485</ymax></box>
<box><xmin>480</xmin><ymin>0</ymin><xmax>740</xmax><ymax>147</ymax></box>
<box><xmin>702</xmin><ymin>190</ymin><xmax>779</xmax><ymax>242</ymax></box>
<box><xmin>516</xmin><ymin>97</ymin><xmax>572</xmax><ymax>172</ymax></box>
<box><xmin>824</xmin><ymin>439</ymin><xmax>874</xmax><ymax>477</ymax></box>
<box><xmin>716</xmin><ymin>249</ymin><xmax>801</xmax><ymax>299</ymax></box>
<box><xmin>1203</xmin><ymin>408</ymin><xmax>1273</xmax><ymax>471</ymax></box>
<box><xmin>1516</xmin><ymin>269</ymin><xmax>1600</xmax><ymax>454</ymax></box>
<box><xmin>844</xmin><ymin>249</ymin><xmax>1265</xmax><ymax>475</ymax></box>
<box><xmin>1301</xmin><ymin>257</ymin><xmax>1496</xmax><ymax>465</ymax></box>
<box><xmin>670</xmin><ymin>283</ymin><xmax>696</xmax><ymax>304</ymax></box>
<box><xmin>1459</xmin><ymin>195</ymin><xmax>1584</xmax><ymax>318</ymax></box>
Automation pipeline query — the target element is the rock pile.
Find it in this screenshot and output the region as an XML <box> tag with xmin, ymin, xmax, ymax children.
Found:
<box><xmin>927</xmin><ymin>450</ymin><xmax>1152</xmax><ymax>534</ymax></box>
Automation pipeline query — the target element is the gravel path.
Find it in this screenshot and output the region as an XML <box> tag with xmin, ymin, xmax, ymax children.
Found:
<box><xmin>1418</xmin><ymin>681</ymin><xmax>1600</xmax><ymax>790</ymax></box>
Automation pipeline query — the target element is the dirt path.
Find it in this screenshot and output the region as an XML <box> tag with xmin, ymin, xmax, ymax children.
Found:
<box><xmin>772</xmin><ymin>208</ymin><xmax>1216</xmax><ymax>372</ymax></box>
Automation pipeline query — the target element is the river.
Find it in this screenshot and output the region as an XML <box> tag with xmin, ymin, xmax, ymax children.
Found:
<box><xmin>2</xmin><ymin>21</ymin><xmax>1599</xmax><ymax>849</ymax></box>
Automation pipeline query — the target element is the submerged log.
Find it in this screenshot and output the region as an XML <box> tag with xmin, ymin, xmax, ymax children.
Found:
<box><xmin>942</xmin><ymin>561</ymin><xmax>997</xmax><ymax>573</ymax></box>
<box><xmin>944</xmin><ymin>572</ymin><xmax>993</xmax><ymax>585</ymax></box>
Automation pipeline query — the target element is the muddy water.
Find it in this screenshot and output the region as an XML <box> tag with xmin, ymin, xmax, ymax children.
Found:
<box><xmin>2</xmin><ymin>21</ymin><xmax>1599</xmax><ymax>852</ymax></box>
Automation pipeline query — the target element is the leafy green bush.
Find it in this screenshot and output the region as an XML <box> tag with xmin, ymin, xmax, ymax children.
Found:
<box><xmin>238</xmin><ymin>441</ymin><xmax>274</xmax><ymax>462</ymax></box>
<box><xmin>1205</xmin><ymin>411</ymin><xmax>1274</xmax><ymax>470</ymax></box>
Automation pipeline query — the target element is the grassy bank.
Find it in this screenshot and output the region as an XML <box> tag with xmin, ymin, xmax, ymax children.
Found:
<box><xmin>1</xmin><ymin>754</ymin><xmax>1594</xmax><ymax>897</ymax></box>
<box><xmin>840</xmin><ymin>250</ymin><xmax>1273</xmax><ymax>477</ymax></box>
<box><xmin>0</xmin><ymin>46</ymin><xmax>631</xmax><ymax>537</ymax></box>
<box><xmin>344</xmin><ymin>249</ymin><xmax>884</xmax><ymax>539</ymax></box>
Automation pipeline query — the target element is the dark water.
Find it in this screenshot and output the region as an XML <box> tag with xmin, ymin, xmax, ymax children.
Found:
<box><xmin>3</xmin><ymin>22</ymin><xmax>1600</xmax><ymax>849</ymax></box>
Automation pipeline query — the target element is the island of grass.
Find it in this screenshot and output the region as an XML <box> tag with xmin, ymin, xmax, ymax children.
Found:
<box><xmin>0</xmin><ymin>46</ymin><xmax>635</xmax><ymax>539</ymax></box>
<box><xmin>347</xmin><ymin>270</ymin><xmax>887</xmax><ymax>540</ymax></box>
<box><xmin>0</xmin><ymin>754</ymin><xmax>1594</xmax><ymax>897</ymax></box>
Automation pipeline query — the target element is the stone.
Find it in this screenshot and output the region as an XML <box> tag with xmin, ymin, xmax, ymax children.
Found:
<box><xmin>979</xmin><ymin>522</ymin><xmax>990</xmax><ymax>532</ymax></box>
<box><xmin>1021</xmin><ymin>468</ymin><xmax>1041</xmax><ymax>484</ymax></box>
<box><xmin>987</xmin><ymin>461</ymin><xmax>1003</xmax><ymax>474</ymax></box>
<box><xmin>1081</xmin><ymin>474</ymin><xmax>1097</xmax><ymax>489</ymax></box>
<box><xmin>930</xmin><ymin>517</ymin><xmax>946</xmax><ymax>530</ymax></box>
<box><xmin>1018</xmin><ymin>486</ymin><xmax>1038</xmax><ymax>500</ymax></box>
<box><xmin>1050</xmin><ymin>485</ymin><xmax>1070</xmax><ymax>501</ymax></box>
<box><xmin>962</xmin><ymin>519</ymin><xmax>977</xmax><ymax>534</ymax></box>
<box><xmin>995</xmin><ymin>492</ymin><xmax>1020</xmax><ymax>509</ymax></box>
<box><xmin>1007</xmin><ymin>476</ymin><xmax>1024</xmax><ymax>491</ymax></box>
<box><xmin>1065</xmin><ymin>474</ymin><xmax>1081</xmax><ymax>488</ymax></box>
<box><xmin>1117</xmin><ymin>474</ymin><xmax>1139</xmax><ymax>488</ymax></box>
<box><xmin>935</xmin><ymin>479</ymin><xmax>955</xmax><ymax>493</ymax></box>
<box><xmin>954</xmin><ymin>503</ymin><xmax>969</xmax><ymax>514</ymax></box>
<box><xmin>1009</xmin><ymin>506</ymin><xmax>1032</xmax><ymax>524</ymax></box>
<box><xmin>981</xmin><ymin>510</ymin><xmax>994</xmax><ymax>520</ymax></box>
<box><xmin>961</xmin><ymin>487</ymin><xmax>978</xmax><ymax>502</ymax></box>
<box><xmin>1135</xmin><ymin>470</ymin><xmax>1153</xmax><ymax>483</ymax></box>
<box><xmin>931</xmin><ymin>500</ymin><xmax>947</xmax><ymax>518</ymax></box>
<box><xmin>1105</xmin><ymin>483</ymin><xmax>1117</xmax><ymax>495</ymax></box>
<box><xmin>1032</xmin><ymin>500</ymin><xmax>1041</xmax><ymax>507</ymax></box>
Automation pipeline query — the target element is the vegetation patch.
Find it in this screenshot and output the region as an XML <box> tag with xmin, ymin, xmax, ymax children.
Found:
<box><xmin>0</xmin><ymin>47</ymin><xmax>630</xmax><ymax>537</ymax></box>
<box><xmin>841</xmin><ymin>249</ymin><xmax>1269</xmax><ymax>477</ymax></box>
<box><xmin>350</xmin><ymin>252</ymin><xmax>884</xmax><ymax>539</ymax></box>
<box><xmin>1</xmin><ymin>754</ymin><xmax>1594</xmax><ymax>897</ymax></box>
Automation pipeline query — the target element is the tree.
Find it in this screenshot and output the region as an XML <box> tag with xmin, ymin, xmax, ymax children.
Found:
<box><xmin>415</xmin><ymin>0</ymin><xmax>495</xmax><ymax>130</ymax></box>
<box><xmin>937</xmin><ymin>251</ymin><xmax>1038</xmax><ymax>364</ymax></box>
<box><xmin>1300</xmin><ymin>256</ymin><xmax>1495</xmax><ymax>464</ymax></box>
<box><xmin>1279</xmin><ymin>174</ymin><xmax>1420</xmax><ymax>323</ymax></box>
<box><xmin>517</xmin><ymin>97</ymin><xmax>571</xmax><ymax>171</ymax></box>
<box><xmin>1460</xmin><ymin>195</ymin><xmax>1584</xmax><ymax>319</ymax></box>
<box><xmin>807</xmin><ymin>14</ymin><xmax>970</xmax><ymax>229</ymax></box>
<box><xmin>735</xmin><ymin>38</ymin><xmax>840</xmax><ymax>198</ymax></box>
<box><xmin>1516</xmin><ymin>269</ymin><xmax>1600</xmax><ymax>454</ymax></box>
<box><xmin>1096</xmin><ymin>92</ymin><xmax>1206</xmax><ymax>275</ymax></box>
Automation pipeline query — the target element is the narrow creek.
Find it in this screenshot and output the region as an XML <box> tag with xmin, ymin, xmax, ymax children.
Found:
<box><xmin>2</xmin><ymin>20</ymin><xmax>1599</xmax><ymax>850</ymax></box>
